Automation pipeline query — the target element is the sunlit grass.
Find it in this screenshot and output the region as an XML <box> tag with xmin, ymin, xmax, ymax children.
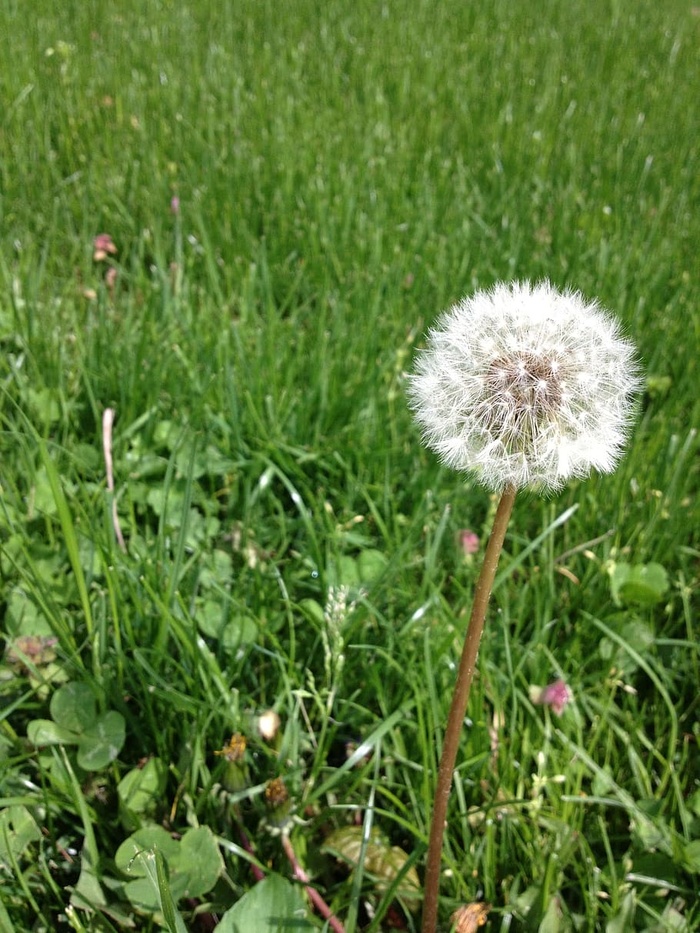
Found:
<box><xmin>1</xmin><ymin>0</ymin><xmax>698</xmax><ymax>930</ymax></box>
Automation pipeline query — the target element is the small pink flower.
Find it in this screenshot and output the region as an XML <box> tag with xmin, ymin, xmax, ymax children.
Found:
<box><xmin>458</xmin><ymin>529</ymin><xmax>480</xmax><ymax>555</ymax></box>
<box><xmin>170</xmin><ymin>195</ymin><xmax>180</xmax><ymax>215</ymax></box>
<box><xmin>530</xmin><ymin>679</ymin><xmax>572</xmax><ymax>716</ymax></box>
<box><xmin>93</xmin><ymin>233</ymin><xmax>117</xmax><ymax>261</ymax></box>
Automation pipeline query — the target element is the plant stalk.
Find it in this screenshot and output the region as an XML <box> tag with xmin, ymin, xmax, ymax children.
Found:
<box><xmin>421</xmin><ymin>485</ymin><xmax>517</xmax><ymax>933</ymax></box>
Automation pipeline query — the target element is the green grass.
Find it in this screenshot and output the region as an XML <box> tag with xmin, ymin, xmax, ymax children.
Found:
<box><xmin>1</xmin><ymin>0</ymin><xmax>699</xmax><ymax>930</ymax></box>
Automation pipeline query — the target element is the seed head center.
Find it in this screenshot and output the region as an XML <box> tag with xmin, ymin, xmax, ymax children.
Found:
<box><xmin>487</xmin><ymin>353</ymin><xmax>563</xmax><ymax>426</ymax></box>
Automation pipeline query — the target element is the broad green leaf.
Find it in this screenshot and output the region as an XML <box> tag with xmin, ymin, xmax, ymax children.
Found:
<box><xmin>31</xmin><ymin>466</ymin><xmax>59</xmax><ymax>517</ymax></box>
<box><xmin>631</xmin><ymin>851</ymin><xmax>684</xmax><ymax>887</ymax></box>
<box><xmin>126</xmin><ymin>846</ymin><xmax>188</xmax><ymax>928</ymax></box>
<box><xmin>116</xmin><ymin>825</ymin><xmax>222</xmax><ymax>912</ymax></box>
<box><xmin>0</xmin><ymin>899</ymin><xmax>15</xmax><ymax>933</ymax></box>
<box><xmin>688</xmin><ymin>789</ymin><xmax>700</xmax><ymax>818</ymax></box>
<box><xmin>221</xmin><ymin>615</ymin><xmax>259</xmax><ymax>652</ymax></box>
<box><xmin>658</xmin><ymin>905</ymin><xmax>692</xmax><ymax>931</ymax></box>
<box><xmin>605</xmin><ymin>890</ymin><xmax>636</xmax><ymax>933</ymax></box>
<box><xmin>538</xmin><ymin>894</ymin><xmax>564</xmax><ymax>933</ymax></box>
<box><xmin>118</xmin><ymin>758</ymin><xmax>168</xmax><ymax>829</ymax></box>
<box><xmin>27</xmin><ymin>387</ymin><xmax>61</xmax><ymax>425</ymax></box>
<box><xmin>681</xmin><ymin>839</ymin><xmax>700</xmax><ymax>873</ymax></box>
<box><xmin>198</xmin><ymin>444</ymin><xmax>236</xmax><ymax>477</ymax></box>
<box><xmin>172</xmin><ymin>826</ymin><xmax>224</xmax><ymax>898</ymax></box>
<box><xmin>196</xmin><ymin>601</ymin><xmax>258</xmax><ymax>648</ymax></box>
<box><xmin>124</xmin><ymin>454</ymin><xmax>167</xmax><ymax>483</ymax></box>
<box><xmin>609</xmin><ymin>561</ymin><xmax>669</xmax><ymax>607</ymax></box>
<box><xmin>513</xmin><ymin>884</ymin><xmax>539</xmax><ymax>916</ymax></box>
<box><xmin>198</xmin><ymin>549</ymin><xmax>234</xmax><ymax>588</ymax></box>
<box><xmin>3</xmin><ymin>588</ymin><xmax>54</xmax><ymax>639</ymax></box>
<box><xmin>0</xmin><ymin>806</ymin><xmax>42</xmax><ymax>866</ymax></box>
<box><xmin>171</xmin><ymin>441</ymin><xmax>235</xmax><ymax>479</ymax></box>
<box><xmin>124</xmin><ymin>873</ymin><xmax>166</xmax><ymax>912</ymax></box>
<box><xmin>70</xmin><ymin>840</ymin><xmax>108</xmax><ymax>912</ymax></box>
<box><xmin>78</xmin><ymin>533</ymin><xmax>103</xmax><ymax>578</ymax></box>
<box><xmin>329</xmin><ymin>555</ymin><xmax>360</xmax><ymax>587</ymax></box>
<box><xmin>116</xmin><ymin>826</ymin><xmax>180</xmax><ymax>878</ymax></box>
<box><xmin>646</xmin><ymin>374</ymin><xmax>672</xmax><ymax>396</ymax></box>
<box><xmin>356</xmin><ymin>548</ymin><xmax>388</xmax><ymax>583</ymax></box>
<box><xmin>27</xmin><ymin>719</ymin><xmax>80</xmax><ymax>747</ymax></box>
<box><xmin>153</xmin><ymin>420</ymin><xmax>179</xmax><ymax>450</ymax></box>
<box><xmin>616</xmin><ymin>621</ymin><xmax>655</xmax><ymax>675</ymax></box>
<box><xmin>182</xmin><ymin>507</ymin><xmax>220</xmax><ymax>548</ymax></box>
<box><xmin>174</xmin><ymin>441</ymin><xmax>208</xmax><ymax>479</ymax></box>
<box><xmin>71</xmin><ymin>442</ymin><xmax>101</xmax><ymax>474</ymax></box>
<box><xmin>77</xmin><ymin>710</ymin><xmax>126</xmax><ymax>770</ymax></box>
<box><xmin>217</xmin><ymin>873</ymin><xmax>312</xmax><ymax>932</ymax></box>
<box><xmin>50</xmin><ymin>682</ymin><xmax>97</xmax><ymax>733</ymax></box>
<box><xmin>196</xmin><ymin>599</ymin><xmax>228</xmax><ymax>638</ymax></box>
<box><xmin>598</xmin><ymin>617</ymin><xmax>655</xmax><ymax>677</ymax></box>
<box><xmin>299</xmin><ymin>598</ymin><xmax>325</xmax><ymax>625</ymax></box>
<box><xmin>146</xmin><ymin>486</ymin><xmax>180</xmax><ymax>519</ymax></box>
<box><xmin>630</xmin><ymin>807</ymin><xmax>672</xmax><ymax>854</ymax></box>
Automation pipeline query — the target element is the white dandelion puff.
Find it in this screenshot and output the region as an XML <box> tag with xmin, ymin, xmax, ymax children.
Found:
<box><xmin>408</xmin><ymin>280</ymin><xmax>641</xmax><ymax>492</ymax></box>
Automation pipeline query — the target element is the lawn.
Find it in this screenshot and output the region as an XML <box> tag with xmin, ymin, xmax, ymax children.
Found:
<box><xmin>0</xmin><ymin>0</ymin><xmax>698</xmax><ymax>930</ymax></box>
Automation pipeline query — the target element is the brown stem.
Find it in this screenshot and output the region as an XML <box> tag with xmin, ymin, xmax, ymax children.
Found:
<box><xmin>236</xmin><ymin>822</ymin><xmax>266</xmax><ymax>883</ymax></box>
<box><xmin>280</xmin><ymin>834</ymin><xmax>346</xmax><ymax>933</ymax></box>
<box><xmin>421</xmin><ymin>485</ymin><xmax>517</xmax><ymax>933</ymax></box>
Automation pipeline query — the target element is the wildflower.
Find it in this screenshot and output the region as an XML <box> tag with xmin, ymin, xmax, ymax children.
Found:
<box><xmin>170</xmin><ymin>195</ymin><xmax>180</xmax><ymax>215</ymax></box>
<box><xmin>530</xmin><ymin>678</ymin><xmax>572</xmax><ymax>716</ymax></box>
<box><xmin>458</xmin><ymin>529</ymin><xmax>480</xmax><ymax>556</ymax></box>
<box><xmin>93</xmin><ymin>233</ymin><xmax>117</xmax><ymax>261</ymax></box>
<box><xmin>408</xmin><ymin>281</ymin><xmax>641</xmax><ymax>492</ymax></box>
<box><xmin>6</xmin><ymin>635</ymin><xmax>58</xmax><ymax>673</ymax></box>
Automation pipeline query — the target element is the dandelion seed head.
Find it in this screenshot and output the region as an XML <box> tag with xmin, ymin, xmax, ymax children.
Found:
<box><xmin>408</xmin><ymin>281</ymin><xmax>641</xmax><ymax>492</ymax></box>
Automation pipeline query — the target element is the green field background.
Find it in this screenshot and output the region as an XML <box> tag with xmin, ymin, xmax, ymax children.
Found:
<box><xmin>1</xmin><ymin>1</ymin><xmax>698</xmax><ymax>930</ymax></box>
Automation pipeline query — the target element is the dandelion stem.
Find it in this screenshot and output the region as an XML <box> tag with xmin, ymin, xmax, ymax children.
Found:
<box><xmin>421</xmin><ymin>485</ymin><xmax>517</xmax><ymax>933</ymax></box>
<box><xmin>281</xmin><ymin>834</ymin><xmax>346</xmax><ymax>933</ymax></box>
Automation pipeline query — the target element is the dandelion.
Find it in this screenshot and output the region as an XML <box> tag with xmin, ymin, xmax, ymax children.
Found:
<box><xmin>215</xmin><ymin>733</ymin><xmax>248</xmax><ymax>793</ymax></box>
<box><xmin>258</xmin><ymin>709</ymin><xmax>281</xmax><ymax>742</ymax></box>
<box><xmin>450</xmin><ymin>902</ymin><xmax>491</xmax><ymax>932</ymax></box>
<box><xmin>265</xmin><ymin>777</ymin><xmax>293</xmax><ymax>833</ymax></box>
<box><xmin>264</xmin><ymin>777</ymin><xmax>289</xmax><ymax>808</ymax></box>
<box><xmin>215</xmin><ymin>733</ymin><xmax>247</xmax><ymax>762</ymax></box>
<box><xmin>411</xmin><ymin>281</ymin><xmax>640</xmax><ymax>933</ymax></box>
<box><xmin>408</xmin><ymin>280</ymin><xmax>640</xmax><ymax>493</ymax></box>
